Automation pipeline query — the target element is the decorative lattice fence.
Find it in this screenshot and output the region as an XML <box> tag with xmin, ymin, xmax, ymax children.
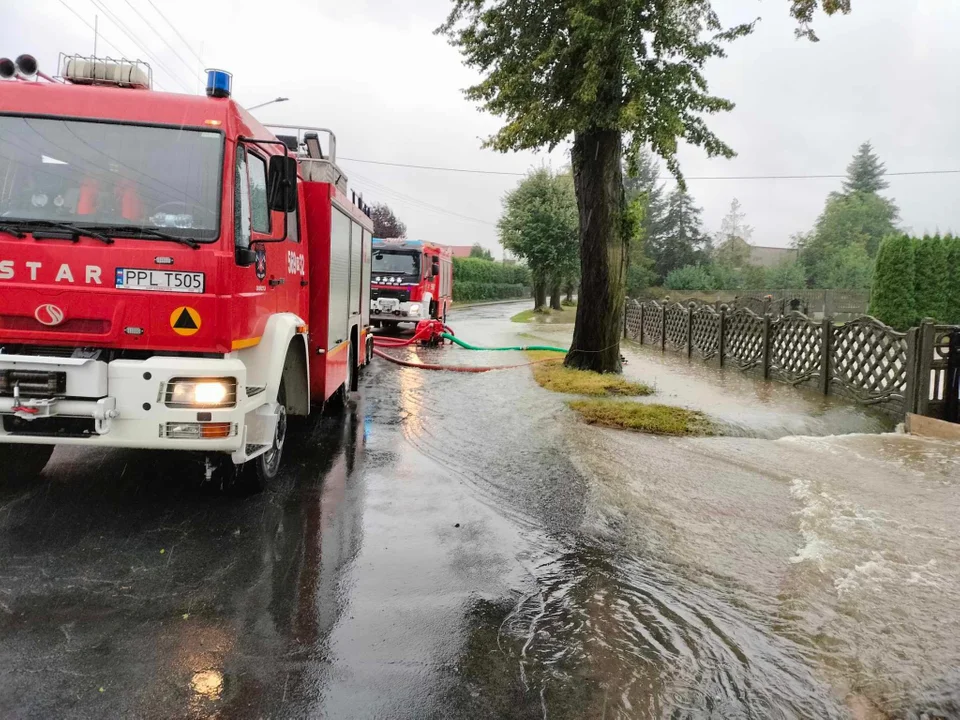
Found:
<box><xmin>623</xmin><ymin>298</ymin><xmax>958</xmax><ymax>419</ymax></box>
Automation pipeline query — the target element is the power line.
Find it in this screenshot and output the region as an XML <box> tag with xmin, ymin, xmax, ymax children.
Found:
<box><xmin>349</xmin><ymin>169</ymin><xmax>496</xmax><ymax>227</ymax></box>
<box><xmin>145</xmin><ymin>0</ymin><xmax>205</xmax><ymax>68</ymax></box>
<box><xmin>55</xmin><ymin>0</ymin><xmax>169</xmax><ymax>91</ymax></box>
<box><xmin>338</xmin><ymin>155</ymin><xmax>960</xmax><ymax>181</ymax></box>
<box><xmin>122</xmin><ymin>0</ymin><xmax>201</xmax><ymax>83</ymax></box>
<box><xmin>86</xmin><ymin>0</ymin><xmax>193</xmax><ymax>93</ymax></box>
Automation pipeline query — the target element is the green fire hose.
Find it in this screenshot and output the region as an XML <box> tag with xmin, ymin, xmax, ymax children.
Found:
<box><xmin>440</xmin><ymin>333</ymin><xmax>566</xmax><ymax>353</ymax></box>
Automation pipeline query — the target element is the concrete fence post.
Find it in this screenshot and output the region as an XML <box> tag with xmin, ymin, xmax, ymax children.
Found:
<box><xmin>686</xmin><ymin>304</ymin><xmax>694</xmax><ymax>358</ymax></box>
<box><xmin>639</xmin><ymin>303</ymin><xmax>645</xmax><ymax>345</ymax></box>
<box><xmin>916</xmin><ymin>319</ymin><xmax>936</xmax><ymax>417</ymax></box>
<box><xmin>661</xmin><ymin>304</ymin><xmax>667</xmax><ymax>352</ymax></box>
<box><xmin>904</xmin><ymin>327</ymin><xmax>920</xmax><ymax>416</ymax></box>
<box><xmin>718</xmin><ymin>305</ymin><xmax>727</xmax><ymax>368</ymax></box>
<box><xmin>761</xmin><ymin>314</ymin><xmax>772</xmax><ymax>380</ymax></box>
<box><xmin>819</xmin><ymin>316</ymin><xmax>832</xmax><ymax>395</ymax></box>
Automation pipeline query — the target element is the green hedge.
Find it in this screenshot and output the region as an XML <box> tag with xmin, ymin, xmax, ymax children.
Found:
<box><xmin>453</xmin><ymin>281</ymin><xmax>529</xmax><ymax>302</ymax></box>
<box><xmin>869</xmin><ymin>233</ymin><xmax>960</xmax><ymax>329</ymax></box>
<box><xmin>453</xmin><ymin>257</ymin><xmax>530</xmax><ymax>285</ymax></box>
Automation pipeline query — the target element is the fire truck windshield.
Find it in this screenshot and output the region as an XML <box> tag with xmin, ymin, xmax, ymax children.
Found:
<box><xmin>0</xmin><ymin>116</ymin><xmax>223</xmax><ymax>241</ymax></box>
<box><xmin>373</xmin><ymin>250</ymin><xmax>420</xmax><ymax>277</ymax></box>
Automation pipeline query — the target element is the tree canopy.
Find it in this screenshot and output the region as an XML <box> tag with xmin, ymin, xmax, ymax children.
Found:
<box><xmin>842</xmin><ymin>141</ymin><xmax>889</xmax><ymax>195</ymax></box>
<box><xmin>469</xmin><ymin>243</ymin><xmax>494</xmax><ymax>261</ymax></box>
<box><xmin>370</xmin><ymin>203</ymin><xmax>407</xmax><ymax>239</ymax></box>
<box><xmin>497</xmin><ymin>168</ymin><xmax>579</xmax><ymax>307</ymax></box>
<box><xmin>651</xmin><ymin>189</ymin><xmax>710</xmax><ymax>281</ymax></box>
<box><xmin>440</xmin><ymin>0</ymin><xmax>850</xmax><ymax>371</ymax></box>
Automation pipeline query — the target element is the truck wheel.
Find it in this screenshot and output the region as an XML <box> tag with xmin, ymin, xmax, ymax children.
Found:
<box><xmin>247</xmin><ymin>381</ymin><xmax>288</xmax><ymax>491</ymax></box>
<box><xmin>0</xmin><ymin>444</ymin><xmax>54</xmax><ymax>484</ymax></box>
<box><xmin>349</xmin><ymin>340</ymin><xmax>359</xmax><ymax>392</ymax></box>
<box><xmin>365</xmin><ymin>335</ymin><xmax>374</xmax><ymax>365</ymax></box>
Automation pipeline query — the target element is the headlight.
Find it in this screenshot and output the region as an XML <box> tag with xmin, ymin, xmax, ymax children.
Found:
<box><xmin>165</xmin><ymin>377</ymin><xmax>237</xmax><ymax>408</ymax></box>
<box><xmin>408</xmin><ymin>304</ymin><xmax>421</xmax><ymax>315</ymax></box>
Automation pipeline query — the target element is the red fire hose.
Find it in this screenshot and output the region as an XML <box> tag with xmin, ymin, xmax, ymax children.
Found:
<box><xmin>371</xmin><ymin>318</ymin><xmax>557</xmax><ymax>372</ymax></box>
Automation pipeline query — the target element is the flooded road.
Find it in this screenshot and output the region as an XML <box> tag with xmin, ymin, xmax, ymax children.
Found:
<box><xmin>1</xmin><ymin>301</ymin><xmax>958</xmax><ymax>719</ymax></box>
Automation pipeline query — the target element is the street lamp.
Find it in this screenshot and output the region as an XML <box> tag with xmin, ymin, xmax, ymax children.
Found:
<box><xmin>247</xmin><ymin>97</ymin><xmax>289</xmax><ymax>111</ymax></box>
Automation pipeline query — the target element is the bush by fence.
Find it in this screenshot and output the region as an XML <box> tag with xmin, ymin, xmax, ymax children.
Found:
<box><xmin>870</xmin><ymin>234</ymin><xmax>960</xmax><ymax>329</ymax></box>
<box><xmin>452</xmin><ymin>257</ymin><xmax>530</xmax><ymax>302</ymax></box>
<box><xmin>454</xmin><ymin>281</ymin><xmax>529</xmax><ymax>302</ymax></box>
<box><xmin>625</xmin><ymin>298</ymin><xmax>960</xmax><ymax>420</ymax></box>
<box><xmin>453</xmin><ymin>257</ymin><xmax>530</xmax><ymax>285</ymax></box>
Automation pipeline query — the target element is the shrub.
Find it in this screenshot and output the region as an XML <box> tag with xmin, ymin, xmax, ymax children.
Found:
<box><xmin>869</xmin><ymin>234</ymin><xmax>916</xmax><ymax>329</ymax></box>
<box><xmin>453</xmin><ymin>257</ymin><xmax>530</xmax><ymax>285</ymax></box>
<box><xmin>914</xmin><ymin>234</ymin><xmax>949</xmax><ymax>322</ymax></box>
<box><xmin>453</xmin><ymin>281</ymin><xmax>528</xmax><ymax>302</ymax></box>
<box><xmin>946</xmin><ymin>235</ymin><xmax>960</xmax><ymax>325</ymax></box>
<box><xmin>664</xmin><ymin>264</ymin><xmax>715</xmax><ymax>291</ymax></box>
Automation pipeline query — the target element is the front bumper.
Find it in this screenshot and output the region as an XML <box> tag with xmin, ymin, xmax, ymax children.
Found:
<box><xmin>0</xmin><ymin>354</ymin><xmax>275</xmax><ymax>454</ymax></box>
<box><xmin>370</xmin><ymin>300</ymin><xmax>423</xmax><ymax>320</ymax></box>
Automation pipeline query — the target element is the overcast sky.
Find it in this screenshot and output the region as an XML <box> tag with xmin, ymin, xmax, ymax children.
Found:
<box><xmin>5</xmin><ymin>0</ymin><xmax>960</xmax><ymax>254</ymax></box>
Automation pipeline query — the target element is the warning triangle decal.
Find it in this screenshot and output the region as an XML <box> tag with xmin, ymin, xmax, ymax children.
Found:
<box><xmin>174</xmin><ymin>308</ymin><xmax>198</xmax><ymax>330</ymax></box>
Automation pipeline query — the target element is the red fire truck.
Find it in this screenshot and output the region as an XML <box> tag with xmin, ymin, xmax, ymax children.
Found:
<box><xmin>371</xmin><ymin>238</ymin><xmax>452</xmax><ymax>328</ymax></box>
<box><xmin>0</xmin><ymin>55</ymin><xmax>372</xmax><ymax>489</ymax></box>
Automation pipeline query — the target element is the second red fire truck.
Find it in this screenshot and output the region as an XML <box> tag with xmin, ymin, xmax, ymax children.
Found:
<box><xmin>0</xmin><ymin>54</ymin><xmax>373</xmax><ymax>489</ymax></box>
<box><xmin>370</xmin><ymin>238</ymin><xmax>452</xmax><ymax>328</ymax></box>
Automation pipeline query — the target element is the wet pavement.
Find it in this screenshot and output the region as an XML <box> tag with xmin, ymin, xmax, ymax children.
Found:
<box><xmin>2</xmin><ymin>301</ymin><xmax>959</xmax><ymax>719</ymax></box>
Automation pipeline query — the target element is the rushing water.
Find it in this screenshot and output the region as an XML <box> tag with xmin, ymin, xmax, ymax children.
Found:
<box><xmin>374</xmin><ymin>310</ymin><xmax>960</xmax><ymax>719</ymax></box>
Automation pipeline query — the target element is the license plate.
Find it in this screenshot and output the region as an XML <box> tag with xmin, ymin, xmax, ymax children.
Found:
<box><xmin>115</xmin><ymin>268</ymin><xmax>205</xmax><ymax>293</ymax></box>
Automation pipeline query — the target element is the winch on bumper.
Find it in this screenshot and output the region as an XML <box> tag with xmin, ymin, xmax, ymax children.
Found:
<box><xmin>0</xmin><ymin>353</ymin><xmax>276</xmax><ymax>459</ymax></box>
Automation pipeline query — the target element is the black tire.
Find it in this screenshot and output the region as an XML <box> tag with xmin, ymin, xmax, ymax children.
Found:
<box><xmin>349</xmin><ymin>339</ymin><xmax>360</xmax><ymax>392</ymax></box>
<box><xmin>244</xmin><ymin>380</ymin><xmax>288</xmax><ymax>492</ymax></box>
<box><xmin>365</xmin><ymin>334</ymin><xmax>374</xmax><ymax>365</ymax></box>
<box><xmin>0</xmin><ymin>444</ymin><xmax>54</xmax><ymax>484</ymax></box>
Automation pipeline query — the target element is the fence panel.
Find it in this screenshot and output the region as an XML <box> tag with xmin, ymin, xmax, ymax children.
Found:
<box><xmin>769</xmin><ymin>312</ymin><xmax>822</xmax><ymax>385</ymax></box>
<box><xmin>625</xmin><ymin>299</ymin><xmax>642</xmax><ymax>341</ymax></box>
<box><xmin>830</xmin><ymin>316</ymin><xmax>908</xmax><ymax>407</ymax></box>
<box><xmin>643</xmin><ymin>302</ymin><xmax>663</xmax><ymax>346</ymax></box>
<box><xmin>691</xmin><ymin>307</ymin><xmax>721</xmax><ymax>360</ymax></box>
<box><xmin>725</xmin><ymin>308</ymin><xmax>765</xmax><ymax>370</ymax></box>
<box><xmin>625</xmin><ymin>297</ymin><xmax>956</xmax><ymax>420</ymax></box>
<box><xmin>665</xmin><ymin>304</ymin><xmax>688</xmax><ymax>352</ymax></box>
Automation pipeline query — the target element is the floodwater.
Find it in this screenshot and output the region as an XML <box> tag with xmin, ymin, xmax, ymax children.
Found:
<box><xmin>1</xmin><ymin>301</ymin><xmax>958</xmax><ymax>719</ymax></box>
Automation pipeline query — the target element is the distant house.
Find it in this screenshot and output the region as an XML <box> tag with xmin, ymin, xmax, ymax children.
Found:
<box><xmin>445</xmin><ymin>245</ymin><xmax>474</xmax><ymax>259</ymax></box>
<box><xmin>748</xmin><ymin>245</ymin><xmax>798</xmax><ymax>268</ymax></box>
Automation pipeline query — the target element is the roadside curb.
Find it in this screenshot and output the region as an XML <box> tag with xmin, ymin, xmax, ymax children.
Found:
<box><xmin>451</xmin><ymin>298</ymin><xmax>532</xmax><ymax>310</ymax></box>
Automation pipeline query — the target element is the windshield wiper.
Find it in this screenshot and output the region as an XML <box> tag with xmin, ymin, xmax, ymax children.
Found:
<box><xmin>0</xmin><ymin>224</ymin><xmax>26</xmax><ymax>239</ymax></box>
<box><xmin>90</xmin><ymin>225</ymin><xmax>201</xmax><ymax>250</ymax></box>
<box><xmin>11</xmin><ymin>221</ymin><xmax>114</xmax><ymax>245</ymax></box>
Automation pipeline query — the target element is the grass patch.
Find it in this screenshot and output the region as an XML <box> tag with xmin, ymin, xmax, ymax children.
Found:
<box><xmin>511</xmin><ymin>306</ymin><xmax>578</xmax><ymax>324</ymax></box>
<box><xmin>568</xmin><ymin>400</ymin><xmax>709</xmax><ymax>435</ymax></box>
<box><xmin>529</xmin><ymin>355</ymin><xmax>653</xmax><ymax>397</ymax></box>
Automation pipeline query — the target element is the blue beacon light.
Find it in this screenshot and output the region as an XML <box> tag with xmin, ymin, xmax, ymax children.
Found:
<box><xmin>205</xmin><ymin>69</ymin><xmax>232</xmax><ymax>98</ymax></box>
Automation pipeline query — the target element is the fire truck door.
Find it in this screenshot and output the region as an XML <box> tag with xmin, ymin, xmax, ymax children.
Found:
<box><xmin>231</xmin><ymin>145</ymin><xmax>275</xmax><ymax>345</ymax></box>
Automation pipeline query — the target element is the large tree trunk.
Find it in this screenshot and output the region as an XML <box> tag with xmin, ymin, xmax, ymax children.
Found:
<box><xmin>565</xmin><ymin>129</ymin><xmax>626</xmax><ymax>373</ymax></box>
<box><xmin>549</xmin><ymin>280</ymin><xmax>563</xmax><ymax>310</ymax></box>
<box><xmin>533</xmin><ymin>279</ymin><xmax>547</xmax><ymax>310</ymax></box>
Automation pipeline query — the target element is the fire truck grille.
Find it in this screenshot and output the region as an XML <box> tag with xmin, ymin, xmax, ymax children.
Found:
<box><xmin>0</xmin><ymin>316</ymin><xmax>110</xmax><ymax>335</ymax></box>
<box><xmin>372</xmin><ymin>289</ymin><xmax>410</xmax><ymax>302</ymax></box>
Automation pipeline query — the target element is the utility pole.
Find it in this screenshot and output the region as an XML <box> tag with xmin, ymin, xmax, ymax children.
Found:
<box><xmin>94</xmin><ymin>15</ymin><xmax>98</xmax><ymax>56</ymax></box>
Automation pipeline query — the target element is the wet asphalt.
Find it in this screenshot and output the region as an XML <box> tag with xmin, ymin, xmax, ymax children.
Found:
<box><xmin>2</xmin><ymin>301</ymin><xmax>959</xmax><ymax>720</ymax></box>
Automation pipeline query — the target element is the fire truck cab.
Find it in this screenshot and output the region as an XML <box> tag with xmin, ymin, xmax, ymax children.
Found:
<box><xmin>0</xmin><ymin>56</ymin><xmax>372</xmax><ymax>489</ymax></box>
<box><xmin>370</xmin><ymin>238</ymin><xmax>452</xmax><ymax>328</ymax></box>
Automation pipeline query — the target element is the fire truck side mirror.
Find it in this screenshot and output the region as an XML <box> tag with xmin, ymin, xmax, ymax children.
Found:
<box><xmin>431</xmin><ymin>261</ymin><xmax>440</xmax><ymax>277</ymax></box>
<box><xmin>235</xmin><ymin>246</ymin><xmax>257</xmax><ymax>267</ymax></box>
<box><xmin>267</xmin><ymin>155</ymin><xmax>298</xmax><ymax>213</ymax></box>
